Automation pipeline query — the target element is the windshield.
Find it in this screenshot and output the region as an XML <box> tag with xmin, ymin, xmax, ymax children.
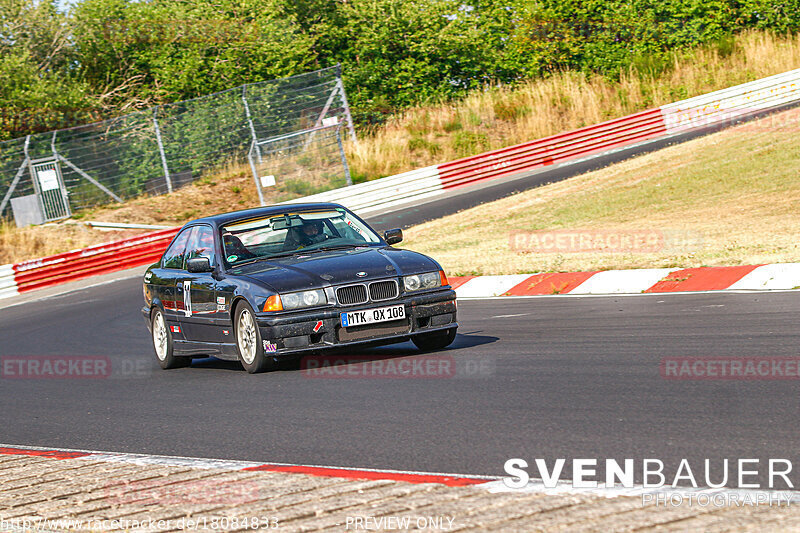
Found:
<box><xmin>221</xmin><ymin>208</ymin><xmax>382</xmax><ymax>266</ymax></box>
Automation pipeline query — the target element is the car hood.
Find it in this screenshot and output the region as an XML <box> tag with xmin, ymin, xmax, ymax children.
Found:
<box><xmin>232</xmin><ymin>247</ymin><xmax>440</xmax><ymax>293</ymax></box>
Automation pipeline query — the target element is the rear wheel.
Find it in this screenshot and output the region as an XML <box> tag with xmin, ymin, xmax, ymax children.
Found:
<box><xmin>235</xmin><ymin>302</ymin><xmax>278</xmax><ymax>374</ymax></box>
<box><xmin>412</xmin><ymin>328</ymin><xmax>457</xmax><ymax>351</ymax></box>
<box><xmin>151</xmin><ymin>308</ymin><xmax>190</xmax><ymax>369</ymax></box>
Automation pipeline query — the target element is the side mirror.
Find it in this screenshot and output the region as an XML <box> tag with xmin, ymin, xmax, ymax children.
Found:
<box><xmin>186</xmin><ymin>257</ymin><xmax>213</xmax><ymax>273</ymax></box>
<box><xmin>384</xmin><ymin>228</ymin><xmax>403</xmax><ymax>245</ymax></box>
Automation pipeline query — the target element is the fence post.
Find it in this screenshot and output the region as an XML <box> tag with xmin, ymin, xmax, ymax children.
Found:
<box><xmin>0</xmin><ymin>136</ymin><xmax>30</xmax><ymax>215</ymax></box>
<box><xmin>248</xmin><ymin>141</ymin><xmax>266</xmax><ymax>207</ymax></box>
<box><xmin>336</xmin><ymin>64</ymin><xmax>358</xmax><ymax>144</ymax></box>
<box><xmin>152</xmin><ymin>108</ymin><xmax>173</xmax><ymax>193</ymax></box>
<box><xmin>50</xmin><ymin>131</ymin><xmax>72</xmax><ymax>217</ymax></box>
<box><xmin>337</xmin><ymin>129</ymin><xmax>353</xmax><ymax>186</ymax></box>
<box><xmin>242</xmin><ymin>86</ymin><xmax>262</xmax><ymax>163</ymax></box>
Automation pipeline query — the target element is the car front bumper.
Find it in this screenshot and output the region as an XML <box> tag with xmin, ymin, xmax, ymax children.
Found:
<box><xmin>254</xmin><ymin>288</ymin><xmax>458</xmax><ymax>356</ymax></box>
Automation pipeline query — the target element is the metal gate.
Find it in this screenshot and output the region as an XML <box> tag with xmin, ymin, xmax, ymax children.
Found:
<box><xmin>30</xmin><ymin>158</ymin><xmax>71</xmax><ymax>221</ymax></box>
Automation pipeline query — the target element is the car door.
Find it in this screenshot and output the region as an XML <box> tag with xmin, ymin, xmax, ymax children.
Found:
<box><xmin>158</xmin><ymin>227</ymin><xmax>193</xmax><ymax>338</ymax></box>
<box><xmin>177</xmin><ymin>225</ymin><xmax>221</xmax><ymax>343</ymax></box>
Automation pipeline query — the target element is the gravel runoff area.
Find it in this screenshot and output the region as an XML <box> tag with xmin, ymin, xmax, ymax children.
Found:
<box><xmin>2</xmin><ymin>451</ymin><xmax>800</xmax><ymax>532</ymax></box>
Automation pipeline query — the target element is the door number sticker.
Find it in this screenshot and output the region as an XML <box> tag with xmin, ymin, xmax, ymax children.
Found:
<box><xmin>183</xmin><ymin>280</ymin><xmax>192</xmax><ymax>317</ymax></box>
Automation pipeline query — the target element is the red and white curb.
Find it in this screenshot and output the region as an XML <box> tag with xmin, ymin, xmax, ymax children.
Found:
<box><xmin>0</xmin><ymin>444</ymin><xmax>493</xmax><ymax>488</ymax></box>
<box><xmin>450</xmin><ymin>263</ymin><xmax>800</xmax><ymax>298</ymax></box>
<box><xmin>2</xmin><ymin>444</ymin><xmax>799</xmax><ymax>503</ymax></box>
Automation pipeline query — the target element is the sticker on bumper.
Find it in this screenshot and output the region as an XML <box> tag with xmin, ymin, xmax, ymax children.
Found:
<box><xmin>263</xmin><ymin>340</ymin><xmax>277</xmax><ymax>353</ymax></box>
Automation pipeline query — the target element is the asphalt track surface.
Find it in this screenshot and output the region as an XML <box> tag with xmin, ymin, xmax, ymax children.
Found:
<box><xmin>1</xmin><ymin>277</ymin><xmax>799</xmax><ymax>487</ymax></box>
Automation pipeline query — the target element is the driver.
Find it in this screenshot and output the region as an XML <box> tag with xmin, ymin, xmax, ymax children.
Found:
<box><xmin>298</xmin><ymin>220</ymin><xmax>327</xmax><ymax>246</ymax></box>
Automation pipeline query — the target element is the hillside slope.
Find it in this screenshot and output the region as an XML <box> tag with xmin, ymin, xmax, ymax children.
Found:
<box><xmin>401</xmin><ymin>107</ymin><xmax>800</xmax><ymax>275</ymax></box>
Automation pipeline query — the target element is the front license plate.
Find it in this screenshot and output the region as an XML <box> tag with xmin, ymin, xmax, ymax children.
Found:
<box><xmin>341</xmin><ymin>304</ymin><xmax>405</xmax><ymax>327</ymax></box>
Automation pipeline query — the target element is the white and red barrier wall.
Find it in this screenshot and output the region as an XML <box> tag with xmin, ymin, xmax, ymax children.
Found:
<box><xmin>1</xmin><ymin>68</ymin><xmax>799</xmax><ymax>299</ymax></box>
<box><xmin>0</xmin><ymin>228</ymin><xmax>179</xmax><ymax>298</ymax></box>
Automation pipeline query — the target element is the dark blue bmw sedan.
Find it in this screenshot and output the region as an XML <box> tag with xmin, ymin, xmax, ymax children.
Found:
<box><xmin>142</xmin><ymin>203</ymin><xmax>458</xmax><ymax>373</ymax></box>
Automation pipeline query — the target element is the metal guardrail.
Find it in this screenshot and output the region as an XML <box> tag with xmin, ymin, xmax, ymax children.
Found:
<box><xmin>661</xmin><ymin>68</ymin><xmax>800</xmax><ymax>133</ymax></box>
<box><xmin>11</xmin><ymin>228</ymin><xmax>179</xmax><ymax>294</ymax></box>
<box><xmin>437</xmin><ymin>108</ymin><xmax>667</xmax><ymax>189</ymax></box>
<box><xmin>0</xmin><ymin>264</ymin><xmax>17</xmax><ymax>299</ymax></box>
<box><xmin>284</xmin><ymin>165</ymin><xmax>442</xmax><ymax>215</ymax></box>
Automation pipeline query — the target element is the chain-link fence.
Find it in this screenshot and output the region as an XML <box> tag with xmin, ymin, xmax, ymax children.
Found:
<box><xmin>0</xmin><ymin>65</ymin><xmax>356</xmax><ymax>225</ymax></box>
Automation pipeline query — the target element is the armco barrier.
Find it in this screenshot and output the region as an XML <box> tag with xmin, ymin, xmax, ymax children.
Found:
<box><xmin>661</xmin><ymin>68</ymin><xmax>800</xmax><ymax>134</ymax></box>
<box><xmin>285</xmin><ymin>68</ymin><xmax>800</xmax><ymax>214</ymax></box>
<box><xmin>0</xmin><ymin>264</ymin><xmax>17</xmax><ymax>299</ymax></box>
<box><xmin>284</xmin><ymin>165</ymin><xmax>442</xmax><ymax>214</ymax></box>
<box><xmin>9</xmin><ymin>228</ymin><xmax>179</xmax><ymax>295</ymax></box>
<box><xmin>437</xmin><ymin>108</ymin><xmax>666</xmax><ymax>189</ymax></box>
<box><xmin>2</xmin><ymin>69</ymin><xmax>799</xmax><ymax>299</ymax></box>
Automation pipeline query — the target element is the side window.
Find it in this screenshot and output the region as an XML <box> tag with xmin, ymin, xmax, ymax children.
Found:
<box><xmin>162</xmin><ymin>229</ymin><xmax>192</xmax><ymax>269</ymax></box>
<box><xmin>185</xmin><ymin>225</ymin><xmax>215</xmax><ymax>267</ymax></box>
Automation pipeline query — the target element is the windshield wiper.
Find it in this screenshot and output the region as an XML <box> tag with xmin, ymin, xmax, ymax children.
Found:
<box><xmin>317</xmin><ymin>244</ymin><xmax>362</xmax><ymax>252</ymax></box>
<box><xmin>230</xmin><ymin>252</ymin><xmax>297</xmax><ymax>267</ymax></box>
<box><xmin>283</xmin><ymin>243</ymin><xmax>361</xmax><ymax>255</ymax></box>
<box><xmin>228</xmin><ymin>256</ymin><xmax>268</xmax><ymax>268</ymax></box>
<box><xmin>265</xmin><ymin>251</ymin><xmax>306</xmax><ymax>259</ymax></box>
<box><xmin>232</xmin><ymin>245</ymin><xmax>362</xmax><ymax>267</ymax></box>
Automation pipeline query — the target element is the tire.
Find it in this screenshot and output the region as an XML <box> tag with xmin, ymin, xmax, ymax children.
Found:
<box><xmin>151</xmin><ymin>308</ymin><xmax>190</xmax><ymax>370</ymax></box>
<box><xmin>412</xmin><ymin>327</ymin><xmax>457</xmax><ymax>351</ymax></box>
<box><xmin>234</xmin><ymin>302</ymin><xmax>278</xmax><ymax>374</ymax></box>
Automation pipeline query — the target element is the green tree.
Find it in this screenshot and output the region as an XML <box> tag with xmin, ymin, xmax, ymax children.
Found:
<box><xmin>0</xmin><ymin>0</ymin><xmax>90</xmax><ymax>140</ymax></box>
<box><xmin>70</xmin><ymin>0</ymin><xmax>318</xmax><ymax>110</ymax></box>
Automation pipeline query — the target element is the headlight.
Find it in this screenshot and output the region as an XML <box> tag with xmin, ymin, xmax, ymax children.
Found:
<box><xmin>280</xmin><ymin>289</ymin><xmax>327</xmax><ymax>310</ymax></box>
<box><xmin>403</xmin><ymin>271</ymin><xmax>442</xmax><ymax>292</ymax></box>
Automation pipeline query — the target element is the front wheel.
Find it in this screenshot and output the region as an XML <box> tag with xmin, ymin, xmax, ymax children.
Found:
<box><xmin>412</xmin><ymin>328</ymin><xmax>457</xmax><ymax>351</ymax></box>
<box><xmin>151</xmin><ymin>308</ymin><xmax>190</xmax><ymax>369</ymax></box>
<box><xmin>235</xmin><ymin>303</ymin><xmax>278</xmax><ymax>374</ymax></box>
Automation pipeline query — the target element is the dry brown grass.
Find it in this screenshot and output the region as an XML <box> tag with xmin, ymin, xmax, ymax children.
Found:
<box><xmin>0</xmin><ymin>222</ymin><xmax>144</xmax><ymax>264</ymax></box>
<box><xmin>347</xmin><ymin>30</ymin><xmax>800</xmax><ymax>180</ymax></box>
<box><xmin>401</xmin><ymin>106</ymin><xmax>800</xmax><ymax>275</ymax></box>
